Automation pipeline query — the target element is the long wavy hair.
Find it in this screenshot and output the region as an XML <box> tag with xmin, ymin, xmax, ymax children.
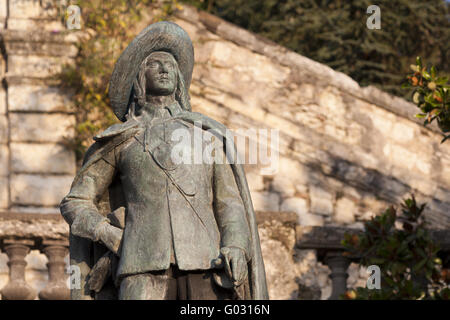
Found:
<box><xmin>126</xmin><ymin>52</ymin><xmax>191</xmax><ymax>120</ymax></box>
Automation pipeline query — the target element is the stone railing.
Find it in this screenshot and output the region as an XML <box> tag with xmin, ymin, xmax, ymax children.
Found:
<box><xmin>297</xmin><ymin>226</ymin><xmax>450</xmax><ymax>299</ymax></box>
<box><xmin>0</xmin><ymin>213</ymin><xmax>69</xmax><ymax>300</ymax></box>
<box><xmin>1</xmin><ymin>211</ymin><xmax>449</xmax><ymax>300</ymax></box>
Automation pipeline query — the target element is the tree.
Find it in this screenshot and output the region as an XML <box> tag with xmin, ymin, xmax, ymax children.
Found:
<box><xmin>184</xmin><ymin>0</ymin><xmax>450</xmax><ymax>98</ymax></box>
<box><xmin>342</xmin><ymin>196</ymin><xmax>450</xmax><ymax>300</ymax></box>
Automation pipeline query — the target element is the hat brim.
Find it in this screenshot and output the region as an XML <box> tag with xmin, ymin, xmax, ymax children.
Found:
<box><xmin>109</xmin><ymin>21</ymin><xmax>194</xmax><ymax>121</ymax></box>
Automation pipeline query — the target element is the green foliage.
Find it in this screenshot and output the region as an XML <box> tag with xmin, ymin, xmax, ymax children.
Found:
<box><xmin>185</xmin><ymin>0</ymin><xmax>449</xmax><ymax>98</ymax></box>
<box><xmin>342</xmin><ymin>196</ymin><xmax>450</xmax><ymax>300</ymax></box>
<box><xmin>403</xmin><ymin>57</ymin><xmax>450</xmax><ymax>143</ymax></box>
<box><xmin>58</xmin><ymin>0</ymin><xmax>178</xmax><ymax>161</ymax></box>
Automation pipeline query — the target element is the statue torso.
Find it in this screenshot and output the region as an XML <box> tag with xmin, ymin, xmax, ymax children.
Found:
<box><xmin>113</xmin><ymin>112</ymin><xmax>221</xmax><ymax>276</ymax></box>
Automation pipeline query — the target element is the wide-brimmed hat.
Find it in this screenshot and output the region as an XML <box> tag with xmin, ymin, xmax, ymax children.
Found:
<box><xmin>109</xmin><ymin>21</ymin><xmax>194</xmax><ymax>121</ymax></box>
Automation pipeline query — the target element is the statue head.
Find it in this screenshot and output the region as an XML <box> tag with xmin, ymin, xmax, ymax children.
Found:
<box><xmin>109</xmin><ymin>22</ymin><xmax>194</xmax><ymax>121</ymax></box>
<box><xmin>131</xmin><ymin>51</ymin><xmax>191</xmax><ymax>113</ymax></box>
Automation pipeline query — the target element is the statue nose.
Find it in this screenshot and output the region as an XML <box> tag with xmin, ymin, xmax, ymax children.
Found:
<box><xmin>161</xmin><ymin>63</ymin><xmax>169</xmax><ymax>73</ymax></box>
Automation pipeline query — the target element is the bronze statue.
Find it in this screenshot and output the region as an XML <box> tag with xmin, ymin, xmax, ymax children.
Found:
<box><xmin>60</xmin><ymin>21</ymin><xmax>268</xmax><ymax>300</ymax></box>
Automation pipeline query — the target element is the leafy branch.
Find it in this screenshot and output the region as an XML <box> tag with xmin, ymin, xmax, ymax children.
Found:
<box><xmin>342</xmin><ymin>195</ymin><xmax>450</xmax><ymax>300</ymax></box>
<box><xmin>403</xmin><ymin>57</ymin><xmax>450</xmax><ymax>143</ymax></box>
<box><xmin>58</xmin><ymin>0</ymin><xmax>179</xmax><ymax>162</ymax></box>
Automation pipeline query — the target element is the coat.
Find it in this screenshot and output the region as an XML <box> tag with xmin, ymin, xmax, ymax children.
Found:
<box><xmin>60</xmin><ymin>105</ymin><xmax>268</xmax><ymax>299</ymax></box>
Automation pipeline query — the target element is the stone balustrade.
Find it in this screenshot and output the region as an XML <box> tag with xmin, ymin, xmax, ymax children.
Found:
<box><xmin>0</xmin><ymin>212</ymin><xmax>449</xmax><ymax>300</ymax></box>
<box><xmin>0</xmin><ymin>212</ymin><xmax>70</xmax><ymax>300</ymax></box>
<box><xmin>0</xmin><ymin>238</ymin><xmax>69</xmax><ymax>300</ymax></box>
<box><xmin>297</xmin><ymin>226</ymin><xmax>450</xmax><ymax>299</ymax></box>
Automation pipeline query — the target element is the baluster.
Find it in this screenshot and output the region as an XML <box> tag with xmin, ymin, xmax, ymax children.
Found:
<box><xmin>38</xmin><ymin>240</ymin><xmax>70</xmax><ymax>300</ymax></box>
<box><xmin>324</xmin><ymin>250</ymin><xmax>350</xmax><ymax>300</ymax></box>
<box><xmin>0</xmin><ymin>239</ymin><xmax>37</xmax><ymax>300</ymax></box>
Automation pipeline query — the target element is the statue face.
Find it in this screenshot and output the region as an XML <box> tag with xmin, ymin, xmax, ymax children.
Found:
<box><xmin>144</xmin><ymin>52</ymin><xmax>178</xmax><ymax>96</ymax></box>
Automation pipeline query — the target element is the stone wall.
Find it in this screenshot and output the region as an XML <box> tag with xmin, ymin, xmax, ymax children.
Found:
<box><xmin>173</xmin><ymin>7</ymin><xmax>450</xmax><ymax>233</ymax></box>
<box><xmin>0</xmin><ymin>0</ymin><xmax>77</xmax><ymax>215</ymax></box>
<box><xmin>0</xmin><ymin>1</ymin><xmax>449</xmax><ymax>299</ymax></box>
<box><xmin>170</xmin><ymin>6</ymin><xmax>450</xmax><ymax>299</ymax></box>
<box><xmin>0</xmin><ymin>0</ymin><xmax>76</xmax><ymax>298</ymax></box>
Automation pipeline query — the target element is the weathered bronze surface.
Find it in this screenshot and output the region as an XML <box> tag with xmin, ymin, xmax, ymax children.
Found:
<box><xmin>60</xmin><ymin>21</ymin><xmax>268</xmax><ymax>300</ymax></box>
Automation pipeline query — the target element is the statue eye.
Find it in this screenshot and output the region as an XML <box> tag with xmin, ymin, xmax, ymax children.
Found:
<box><xmin>147</xmin><ymin>61</ymin><xmax>159</xmax><ymax>68</ymax></box>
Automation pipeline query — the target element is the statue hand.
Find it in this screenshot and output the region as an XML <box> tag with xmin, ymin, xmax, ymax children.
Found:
<box><xmin>220</xmin><ymin>247</ymin><xmax>248</xmax><ymax>286</ymax></box>
<box><xmin>95</xmin><ymin>222</ymin><xmax>123</xmax><ymax>256</ymax></box>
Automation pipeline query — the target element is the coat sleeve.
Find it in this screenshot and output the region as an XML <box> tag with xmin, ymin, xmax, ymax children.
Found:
<box><xmin>213</xmin><ymin>149</ymin><xmax>252</xmax><ymax>261</ymax></box>
<box><xmin>60</xmin><ymin>145</ymin><xmax>117</xmax><ymax>242</ymax></box>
